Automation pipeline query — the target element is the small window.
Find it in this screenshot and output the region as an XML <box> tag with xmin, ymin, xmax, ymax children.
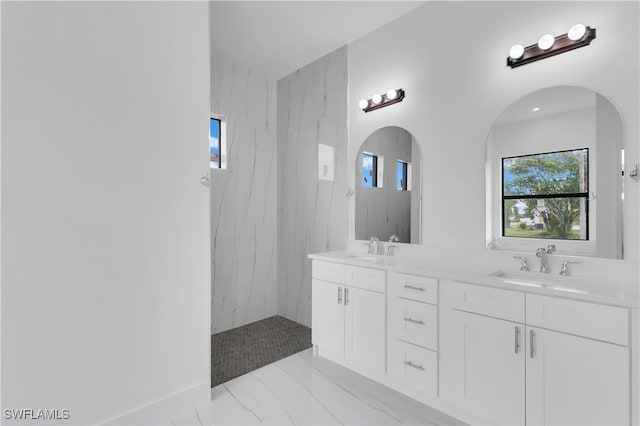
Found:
<box><xmin>396</xmin><ymin>160</ymin><xmax>412</xmax><ymax>191</ymax></box>
<box><xmin>210</xmin><ymin>115</ymin><xmax>227</xmax><ymax>169</ymax></box>
<box><xmin>362</xmin><ymin>153</ymin><xmax>377</xmax><ymax>187</ymax></box>
<box><xmin>502</xmin><ymin>148</ymin><xmax>588</xmax><ymax>240</ymax></box>
<box><xmin>362</xmin><ymin>152</ymin><xmax>383</xmax><ymax>188</ymax></box>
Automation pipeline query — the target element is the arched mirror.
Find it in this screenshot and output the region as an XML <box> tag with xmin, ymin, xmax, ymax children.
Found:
<box><xmin>355</xmin><ymin>126</ymin><xmax>422</xmax><ymax>243</ymax></box>
<box><xmin>486</xmin><ymin>86</ymin><xmax>624</xmax><ymax>259</ymax></box>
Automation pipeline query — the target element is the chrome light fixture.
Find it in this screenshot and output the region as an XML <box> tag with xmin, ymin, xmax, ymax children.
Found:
<box><xmin>507</xmin><ymin>24</ymin><xmax>596</xmax><ymax>68</ymax></box>
<box><xmin>359</xmin><ymin>88</ymin><xmax>405</xmax><ymax>113</ymax></box>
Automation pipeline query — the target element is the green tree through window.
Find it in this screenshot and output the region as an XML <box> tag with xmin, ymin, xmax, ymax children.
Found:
<box><xmin>502</xmin><ymin>148</ymin><xmax>588</xmax><ymax>240</ymax></box>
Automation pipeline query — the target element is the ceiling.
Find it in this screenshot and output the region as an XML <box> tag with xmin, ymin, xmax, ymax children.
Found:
<box><xmin>210</xmin><ymin>1</ymin><xmax>426</xmax><ymax>80</ymax></box>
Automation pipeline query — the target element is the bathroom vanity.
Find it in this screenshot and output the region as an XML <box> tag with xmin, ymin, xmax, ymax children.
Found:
<box><xmin>309</xmin><ymin>249</ymin><xmax>638</xmax><ymax>426</ymax></box>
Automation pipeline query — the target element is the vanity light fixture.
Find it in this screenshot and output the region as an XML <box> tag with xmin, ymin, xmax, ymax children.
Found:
<box><xmin>630</xmin><ymin>164</ymin><xmax>640</xmax><ymax>183</ymax></box>
<box><xmin>359</xmin><ymin>88</ymin><xmax>405</xmax><ymax>113</ymax></box>
<box><xmin>537</xmin><ymin>34</ymin><xmax>555</xmax><ymax>51</ymax></box>
<box><xmin>507</xmin><ymin>24</ymin><xmax>596</xmax><ymax>68</ymax></box>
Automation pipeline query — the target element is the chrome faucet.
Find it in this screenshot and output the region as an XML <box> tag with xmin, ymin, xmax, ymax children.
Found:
<box><xmin>364</xmin><ymin>237</ymin><xmax>374</xmax><ymax>254</ymax></box>
<box><xmin>513</xmin><ymin>256</ymin><xmax>529</xmax><ymax>271</ymax></box>
<box><xmin>559</xmin><ymin>260</ymin><xmax>579</xmax><ymax>276</ymax></box>
<box><xmin>536</xmin><ymin>248</ymin><xmax>549</xmax><ymax>273</ymax></box>
<box><xmin>536</xmin><ymin>244</ymin><xmax>556</xmax><ymax>273</ymax></box>
<box><xmin>386</xmin><ymin>235</ymin><xmax>399</xmax><ymax>256</ymax></box>
<box><xmin>364</xmin><ymin>237</ymin><xmax>380</xmax><ymax>255</ymax></box>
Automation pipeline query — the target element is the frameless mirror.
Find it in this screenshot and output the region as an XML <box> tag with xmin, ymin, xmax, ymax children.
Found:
<box><xmin>486</xmin><ymin>86</ymin><xmax>624</xmax><ymax>259</ymax></box>
<box><xmin>355</xmin><ymin>126</ymin><xmax>421</xmax><ymax>243</ymax></box>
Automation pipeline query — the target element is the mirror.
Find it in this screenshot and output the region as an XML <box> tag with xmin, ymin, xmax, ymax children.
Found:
<box><xmin>355</xmin><ymin>126</ymin><xmax>421</xmax><ymax>243</ymax></box>
<box><xmin>486</xmin><ymin>86</ymin><xmax>624</xmax><ymax>259</ymax></box>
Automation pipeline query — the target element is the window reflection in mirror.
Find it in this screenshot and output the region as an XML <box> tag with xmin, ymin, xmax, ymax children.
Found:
<box><xmin>502</xmin><ymin>148</ymin><xmax>589</xmax><ymax>240</ymax></box>
<box><xmin>396</xmin><ymin>160</ymin><xmax>411</xmax><ymax>191</ymax></box>
<box><xmin>362</xmin><ymin>152</ymin><xmax>384</xmax><ymax>188</ymax></box>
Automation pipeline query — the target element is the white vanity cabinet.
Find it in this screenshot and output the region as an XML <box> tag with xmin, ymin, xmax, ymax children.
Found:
<box><xmin>311</xmin><ymin>260</ymin><xmax>386</xmax><ymax>376</ymax></box>
<box><xmin>525</xmin><ymin>295</ymin><xmax>630</xmax><ymax>426</ymax></box>
<box><xmin>441</xmin><ymin>282</ymin><xmax>526</xmax><ymax>425</ymax></box>
<box><xmin>386</xmin><ymin>272</ymin><xmax>439</xmax><ymax>399</ymax></box>
<box><xmin>310</xmin><ymin>252</ymin><xmax>636</xmax><ymax>426</ymax></box>
<box><xmin>441</xmin><ymin>281</ymin><xmax>630</xmax><ymax>426</ymax></box>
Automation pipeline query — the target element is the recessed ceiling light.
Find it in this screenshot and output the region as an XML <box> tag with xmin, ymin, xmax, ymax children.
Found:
<box><xmin>532</xmin><ymin>107</ymin><xmax>541</xmax><ymax>112</ymax></box>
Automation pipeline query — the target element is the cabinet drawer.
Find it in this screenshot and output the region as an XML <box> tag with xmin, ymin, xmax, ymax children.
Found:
<box><xmin>389</xmin><ymin>298</ymin><xmax>437</xmax><ymax>350</ymax></box>
<box><xmin>312</xmin><ymin>260</ymin><xmax>345</xmax><ymax>284</ymax></box>
<box><xmin>388</xmin><ymin>272</ymin><xmax>438</xmax><ymax>304</ymax></box>
<box><xmin>526</xmin><ymin>294</ymin><xmax>629</xmax><ymax>345</ymax></box>
<box><xmin>443</xmin><ymin>281</ymin><xmax>525</xmax><ymax>323</ymax></box>
<box><xmin>345</xmin><ymin>265</ymin><xmax>385</xmax><ymax>293</ymax></box>
<box><xmin>388</xmin><ymin>339</ymin><xmax>437</xmax><ymax>397</ymax></box>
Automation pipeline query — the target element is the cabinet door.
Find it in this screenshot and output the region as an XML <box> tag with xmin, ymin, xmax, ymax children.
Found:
<box><xmin>448</xmin><ymin>310</ymin><xmax>525</xmax><ymax>425</ymax></box>
<box><xmin>526</xmin><ymin>327</ymin><xmax>629</xmax><ymax>426</ymax></box>
<box><xmin>313</xmin><ymin>279</ymin><xmax>345</xmax><ymax>359</ymax></box>
<box><xmin>344</xmin><ymin>286</ymin><xmax>385</xmax><ymax>374</ymax></box>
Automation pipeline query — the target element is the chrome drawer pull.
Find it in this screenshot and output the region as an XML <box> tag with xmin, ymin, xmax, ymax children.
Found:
<box><xmin>403</xmin><ymin>360</ymin><xmax>425</xmax><ymax>371</ymax></box>
<box><xmin>515</xmin><ymin>326</ymin><xmax>520</xmax><ymax>354</ymax></box>
<box><xmin>403</xmin><ymin>284</ymin><xmax>425</xmax><ymax>292</ymax></box>
<box><xmin>338</xmin><ymin>287</ymin><xmax>342</xmax><ymax>305</ymax></box>
<box><xmin>403</xmin><ymin>317</ymin><xmax>425</xmax><ymax>325</ymax></box>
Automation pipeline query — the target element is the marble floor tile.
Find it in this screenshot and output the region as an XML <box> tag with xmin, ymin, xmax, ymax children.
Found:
<box><xmin>171</xmin><ymin>348</ymin><xmax>464</xmax><ymax>426</ymax></box>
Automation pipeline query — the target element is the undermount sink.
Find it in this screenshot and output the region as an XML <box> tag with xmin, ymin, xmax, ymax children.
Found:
<box><xmin>489</xmin><ymin>270</ymin><xmax>589</xmax><ymax>294</ymax></box>
<box><xmin>354</xmin><ymin>255</ymin><xmax>379</xmax><ymax>261</ymax></box>
<box><xmin>345</xmin><ymin>253</ymin><xmax>385</xmax><ymax>262</ymax></box>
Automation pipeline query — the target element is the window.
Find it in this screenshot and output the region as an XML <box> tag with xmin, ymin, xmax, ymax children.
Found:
<box><xmin>396</xmin><ymin>160</ymin><xmax>412</xmax><ymax>191</ymax></box>
<box><xmin>502</xmin><ymin>148</ymin><xmax>588</xmax><ymax>240</ymax></box>
<box><xmin>362</xmin><ymin>153</ymin><xmax>377</xmax><ymax>187</ymax></box>
<box><xmin>210</xmin><ymin>114</ymin><xmax>227</xmax><ymax>169</ymax></box>
<box><xmin>362</xmin><ymin>152</ymin><xmax>383</xmax><ymax>188</ymax></box>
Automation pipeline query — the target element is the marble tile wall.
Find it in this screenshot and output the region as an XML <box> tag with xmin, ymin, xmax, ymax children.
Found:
<box><xmin>277</xmin><ymin>46</ymin><xmax>349</xmax><ymax>327</ymax></box>
<box><xmin>210</xmin><ymin>61</ymin><xmax>278</xmax><ymax>333</ymax></box>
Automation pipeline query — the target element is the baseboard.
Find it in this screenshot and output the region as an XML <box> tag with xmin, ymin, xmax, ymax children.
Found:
<box><xmin>99</xmin><ymin>381</ymin><xmax>210</xmax><ymax>425</ymax></box>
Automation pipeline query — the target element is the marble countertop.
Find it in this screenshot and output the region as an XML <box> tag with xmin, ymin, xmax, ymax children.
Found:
<box><xmin>308</xmin><ymin>250</ymin><xmax>639</xmax><ymax>309</ymax></box>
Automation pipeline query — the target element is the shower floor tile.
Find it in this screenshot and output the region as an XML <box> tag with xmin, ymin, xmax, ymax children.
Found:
<box><xmin>211</xmin><ymin>315</ymin><xmax>312</xmax><ymax>387</ymax></box>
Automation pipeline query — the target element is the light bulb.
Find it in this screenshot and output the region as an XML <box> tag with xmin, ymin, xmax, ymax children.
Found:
<box><xmin>386</xmin><ymin>89</ymin><xmax>398</xmax><ymax>100</ymax></box>
<box><xmin>371</xmin><ymin>93</ymin><xmax>382</xmax><ymax>105</ymax></box>
<box><xmin>358</xmin><ymin>99</ymin><xmax>369</xmax><ymax>109</ymax></box>
<box><xmin>568</xmin><ymin>24</ymin><xmax>586</xmax><ymax>41</ymax></box>
<box><xmin>509</xmin><ymin>44</ymin><xmax>525</xmax><ymax>60</ymax></box>
<box><xmin>538</xmin><ymin>34</ymin><xmax>555</xmax><ymax>50</ymax></box>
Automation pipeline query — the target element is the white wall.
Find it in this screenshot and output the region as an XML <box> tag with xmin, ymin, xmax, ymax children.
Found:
<box><xmin>355</xmin><ymin>126</ymin><xmax>413</xmax><ymax>243</ymax></box>
<box><xmin>210</xmin><ymin>59</ymin><xmax>278</xmax><ymax>334</ymax></box>
<box><xmin>277</xmin><ymin>46</ymin><xmax>349</xmax><ymax>327</ymax></box>
<box><xmin>1</xmin><ymin>2</ymin><xmax>210</xmax><ymax>424</ymax></box>
<box><xmin>348</xmin><ymin>1</ymin><xmax>639</xmax><ymax>272</ymax></box>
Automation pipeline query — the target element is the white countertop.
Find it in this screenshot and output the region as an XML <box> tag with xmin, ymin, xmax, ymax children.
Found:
<box><xmin>309</xmin><ymin>250</ymin><xmax>639</xmax><ymax>309</ymax></box>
